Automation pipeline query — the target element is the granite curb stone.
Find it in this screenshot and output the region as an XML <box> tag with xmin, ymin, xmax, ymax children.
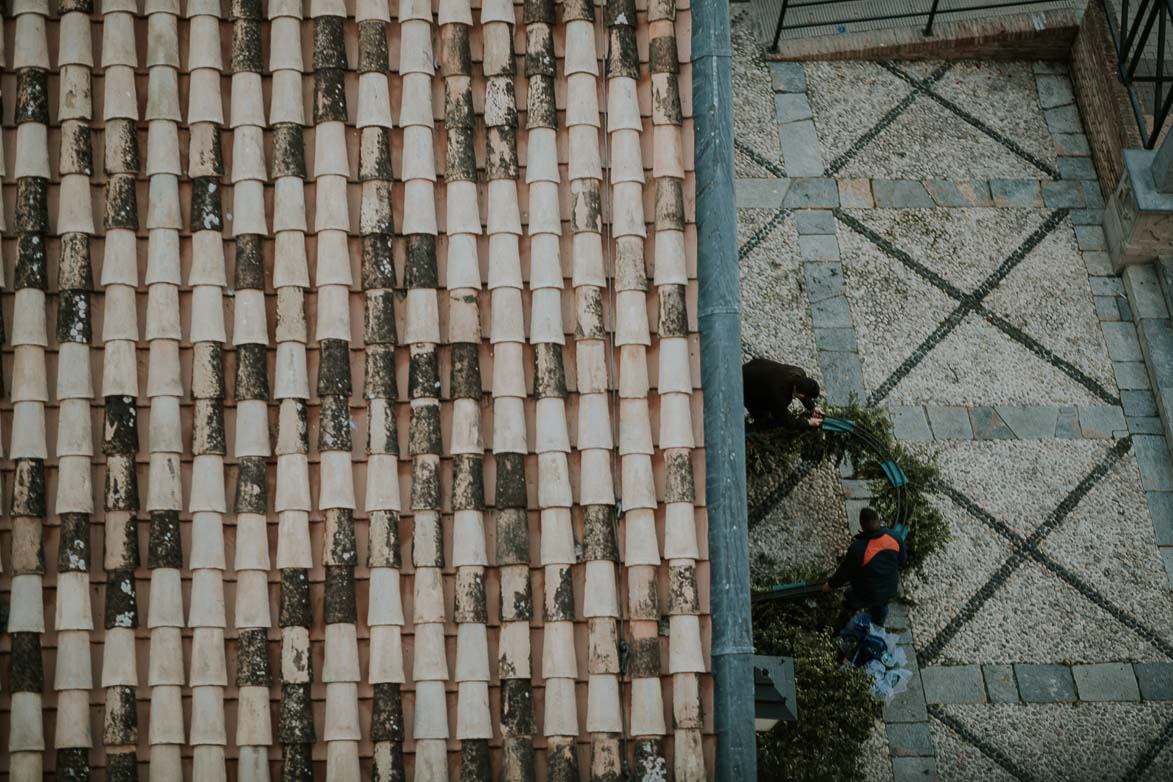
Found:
<box><xmin>799</xmin><ymin>234</ymin><xmax>840</xmax><ymax>261</ymax></box>
<box><xmin>1102</xmin><ymin>321</ymin><xmax>1144</xmax><ymax>362</ymax></box>
<box><xmin>1056</xmin><ymin>405</ymin><xmax>1080</xmax><ymax>438</ymax></box>
<box><xmin>884</xmin><ymin>654</ymin><xmax>929</xmax><ymax>723</ymax></box>
<box><xmin>1147</xmin><ymin>492</ymin><xmax>1173</xmax><ymax>545</ymax></box>
<box><xmin>1084</xmin><ymin>251</ymin><xmax>1114</xmax><ymax>275</ymax></box>
<box><xmin>1128</xmin><ymin>417</ymin><xmax>1165</xmax><ymax>435</ymax></box>
<box><xmin>1133</xmin><ymin>434</ymin><xmax>1173</xmax><ymax>491</ymax></box>
<box><xmin>814</xmin><ymin>326</ymin><xmax>857</xmax><ymax>352</ymax></box>
<box><xmin>1113</xmin><ymin>362</ymin><xmax>1152</xmax><ymax>390</ymax></box>
<box><xmin>838</xmin><ymin>178</ymin><xmax>873</xmax><ymax>207</ymax></box>
<box><xmin>1070</xmin><ymin>207</ymin><xmax>1105</xmax><ymax>225</ymax></box>
<box><xmin>925</xmin><ymin>179</ymin><xmax>993</xmax><ymax>207</ymax></box>
<box><xmin>1058</xmin><ymin>156</ymin><xmax>1097</xmax><ymax>179</ymax></box>
<box><xmin>1042</xmin><ymin>180</ymin><xmax>1085</xmax><ymax>209</ymax></box>
<box><xmin>1075</xmin><ymin>225</ymin><xmax>1107</xmax><ymax>251</ymax></box>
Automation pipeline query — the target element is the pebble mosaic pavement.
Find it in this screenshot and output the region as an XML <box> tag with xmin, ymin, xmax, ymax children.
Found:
<box><xmin>732</xmin><ymin>3</ymin><xmax>1173</xmax><ymax>778</ymax></box>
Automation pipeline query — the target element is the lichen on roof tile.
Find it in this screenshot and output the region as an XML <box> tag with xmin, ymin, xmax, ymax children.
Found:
<box><xmin>0</xmin><ymin>1</ymin><xmax>706</xmax><ymax>777</ymax></box>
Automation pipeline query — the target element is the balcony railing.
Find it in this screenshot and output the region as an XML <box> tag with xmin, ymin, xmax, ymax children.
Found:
<box><xmin>1103</xmin><ymin>0</ymin><xmax>1173</xmax><ymax>148</ymax></box>
<box><xmin>769</xmin><ymin>0</ymin><xmax>1068</xmax><ymax>51</ymax></box>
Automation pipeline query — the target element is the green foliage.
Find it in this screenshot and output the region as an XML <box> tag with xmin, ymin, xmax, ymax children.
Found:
<box><xmin>745</xmin><ymin>398</ymin><xmax>949</xmax><ymax>575</ymax></box>
<box><xmin>752</xmin><ymin>569</ymin><xmax>877</xmax><ymax>781</ymax></box>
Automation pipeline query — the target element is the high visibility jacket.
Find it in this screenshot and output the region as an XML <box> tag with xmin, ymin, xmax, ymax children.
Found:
<box><xmin>828</xmin><ymin>527</ymin><xmax>907</xmax><ymax>605</ymax></box>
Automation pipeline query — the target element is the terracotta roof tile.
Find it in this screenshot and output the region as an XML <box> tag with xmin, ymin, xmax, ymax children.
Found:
<box><xmin>1</xmin><ymin>0</ymin><xmax>707</xmax><ymax>776</ymax></box>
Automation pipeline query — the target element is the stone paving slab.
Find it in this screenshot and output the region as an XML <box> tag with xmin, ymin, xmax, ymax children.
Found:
<box><xmin>926</xmin><ymin>406</ymin><xmax>974</xmax><ymax>440</ymax></box>
<box><xmin>890</xmin><ymin>406</ymin><xmax>933</xmax><ymax>441</ymax></box>
<box><xmin>735</xmin><ymin>178</ymin><xmax>790</xmax><ymax>208</ymax></box>
<box><xmin>1134</xmin><ymin>662</ymin><xmax>1173</xmax><ymax>700</ymax></box>
<box><xmin>1014</xmin><ymin>664</ymin><xmax>1077</xmax><ymax>703</ymax></box>
<box><xmin>933</xmin><ymin>702</ymin><xmax>1173</xmax><ymax>781</ymax></box>
<box><xmin>921</xmin><ymin>665</ymin><xmax>987</xmax><ymax>704</ymax></box>
<box><xmin>994</xmin><ymin>405</ymin><xmax>1060</xmax><ymax>439</ymax></box>
<box><xmin>890</xmin><ymin>756</ymin><xmax>937</xmax><ymax>781</ymax></box>
<box><xmin>885</xmin><ymin>722</ymin><xmax>935</xmax><ymax>757</ymax></box>
<box><xmin>983</xmin><ymin>664</ymin><xmax>1019</xmax><ymax>704</ymax></box>
<box><xmin>1072</xmin><ymin>663</ymin><xmax>1141</xmax><ymax>702</ymax></box>
<box><xmin>885</xmin><ymin>654</ymin><xmax>930</xmax><ymax>724</ymax></box>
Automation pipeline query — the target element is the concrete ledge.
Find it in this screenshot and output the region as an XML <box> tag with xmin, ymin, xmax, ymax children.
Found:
<box><xmin>765</xmin><ymin>8</ymin><xmax>1078</xmax><ymax>62</ymax></box>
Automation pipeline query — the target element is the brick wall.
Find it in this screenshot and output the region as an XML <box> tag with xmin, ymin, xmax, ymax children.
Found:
<box><xmin>1070</xmin><ymin>1</ymin><xmax>1141</xmax><ymax>192</ymax></box>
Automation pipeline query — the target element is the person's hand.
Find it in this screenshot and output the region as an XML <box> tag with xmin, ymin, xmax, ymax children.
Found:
<box><xmin>821</xmin><ymin>582</ymin><xmax>831</xmax><ymax>593</ymax></box>
<box><xmin>808</xmin><ymin>416</ymin><xmax>822</xmax><ymax>428</ymax></box>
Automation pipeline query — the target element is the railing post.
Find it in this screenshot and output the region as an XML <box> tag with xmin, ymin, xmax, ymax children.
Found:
<box><xmin>772</xmin><ymin>0</ymin><xmax>792</xmax><ymax>51</ymax></box>
<box><xmin>924</xmin><ymin>0</ymin><xmax>942</xmax><ymax>35</ymax></box>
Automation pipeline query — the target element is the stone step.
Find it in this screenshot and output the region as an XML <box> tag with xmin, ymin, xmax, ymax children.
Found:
<box><xmin>1139</xmin><ymin>259</ymin><xmax>1173</xmax><ymax>449</ymax></box>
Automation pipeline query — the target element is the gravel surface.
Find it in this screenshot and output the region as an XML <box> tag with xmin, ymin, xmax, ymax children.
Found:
<box><xmin>738</xmin><ymin>208</ymin><xmax>820</xmax><ymax>372</ymax></box>
<box><xmin>808</xmin><ymin>60</ymin><xmax>1055</xmax><ymax>180</ymax></box>
<box><xmin>932</xmin><ymin>703</ymin><xmax>1173</xmax><ymax>781</ymax></box>
<box><xmin>730</xmin><ymin>5</ymin><xmax>784</xmax><ymax>178</ymax></box>
<box><xmin>750</xmin><ymin>459</ymin><xmax>848</xmax><ymax>575</ymax></box>
<box><xmin>804</xmin><ymin>61</ymin><xmax>918</xmax><ymax>175</ymax></box>
<box><xmin>930</xmin><ymin>717</ymin><xmax>1020</xmax><ymax>781</ymax></box>
<box><xmin>838</xmin><ymin>208</ymin><xmax>1112</xmax><ymax>406</ymax></box>
<box><xmin>928</xmin><ymin>61</ymin><xmax>1057</xmax><ymax>174</ymax></box>
<box><xmin>861</xmin><ymin>718</ymin><xmax>896</xmax><ymax>782</ymax></box>
<box><xmin>908</xmin><ymin>441</ymin><xmax>1173</xmax><ymax>663</ymax></box>
<box><xmin>984</xmin><ymin>224</ymin><xmax>1115</xmax><ymax>402</ymax></box>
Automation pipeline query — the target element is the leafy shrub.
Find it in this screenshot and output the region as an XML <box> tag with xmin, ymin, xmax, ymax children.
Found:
<box><xmin>752</xmin><ymin>569</ymin><xmax>877</xmax><ymax>781</ymax></box>
<box><xmin>746</xmin><ymin>398</ymin><xmax>949</xmax><ymax>575</ymax></box>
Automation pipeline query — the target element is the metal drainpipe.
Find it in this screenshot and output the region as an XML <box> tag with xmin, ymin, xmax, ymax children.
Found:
<box><xmin>692</xmin><ymin>1</ymin><xmax>758</xmax><ymax>779</ymax></box>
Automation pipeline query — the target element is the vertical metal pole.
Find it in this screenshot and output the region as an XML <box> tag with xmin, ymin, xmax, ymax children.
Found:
<box><xmin>1155</xmin><ymin>10</ymin><xmax>1167</xmax><ymax>148</ymax></box>
<box><xmin>924</xmin><ymin>0</ymin><xmax>942</xmax><ymax>35</ymax></box>
<box><xmin>772</xmin><ymin>0</ymin><xmax>792</xmax><ymax>52</ymax></box>
<box><xmin>693</xmin><ymin>0</ymin><xmax>757</xmax><ymax>779</ymax></box>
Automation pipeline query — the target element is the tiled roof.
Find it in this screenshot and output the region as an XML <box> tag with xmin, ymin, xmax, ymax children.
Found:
<box><xmin>0</xmin><ymin>0</ymin><xmax>707</xmax><ymax>778</ymax></box>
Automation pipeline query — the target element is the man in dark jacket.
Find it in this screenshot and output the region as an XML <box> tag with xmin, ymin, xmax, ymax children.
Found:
<box><xmin>742</xmin><ymin>358</ymin><xmax>822</xmax><ymax>432</ymax></box>
<box><xmin>823</xmin><ymin>507</ymin><xmax>907</xmax><ymax>628</ymax></box>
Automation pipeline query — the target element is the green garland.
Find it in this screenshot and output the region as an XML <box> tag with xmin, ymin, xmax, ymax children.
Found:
<box><xmin>752</xmin><ymin>567</ymin><xmax>878</xmax><ymax>781</ymax></box>
<box><xmin>746</xmin><ymin>399</ymin><xmax>949</xmax><ymax>575</ymax></box>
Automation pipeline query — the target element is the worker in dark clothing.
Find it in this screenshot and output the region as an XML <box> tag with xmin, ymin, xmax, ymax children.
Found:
<box><xmin>742</xmin><ymin>358</ymin><xmax>822</xmax><ymax>433</ymax></box>
<box><xmin>822</xmin><ymin>507</ymin><xmax>907</xmax><ymax>628</ymax></box>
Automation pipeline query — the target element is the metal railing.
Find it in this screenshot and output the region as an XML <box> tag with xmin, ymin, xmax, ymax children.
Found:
<box><xmin>771</xmin><ymin>0</ymin><xmax>1063</xmax><ymax>50</ymax></box>
<box><xmin>1102</xmin><ymin>0</ymin><xmax>1173</xmax><ymax>148</ymax></box>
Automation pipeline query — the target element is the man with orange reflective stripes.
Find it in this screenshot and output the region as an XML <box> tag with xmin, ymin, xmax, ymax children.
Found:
<box><xmin>822</xmin><ymin>507</ymin><xmax>907</xmax><ymax>628</ymax></box>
